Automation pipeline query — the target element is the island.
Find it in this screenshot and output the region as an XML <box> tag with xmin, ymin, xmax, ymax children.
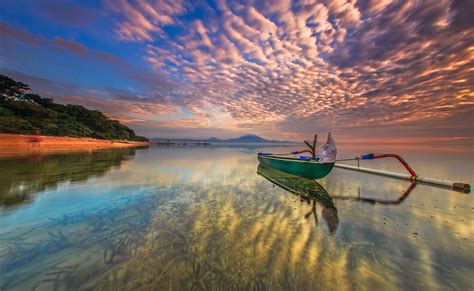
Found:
<box><xmin>0</xmin><ymin>74</ymin><xmax>149</xmax><ymax>156</ymax></box>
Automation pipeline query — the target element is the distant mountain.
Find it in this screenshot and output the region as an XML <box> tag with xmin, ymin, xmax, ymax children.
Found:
<box><xmin>151</xmin><ymin>134</ymin><xmax>290</xmax><ymax>143</ymax></box>
<box><xmin>207</xmin><ymin>137</ymin><xmax>221</xmax><ymax>142</ymax></box>
<box><xmin>226</xmin><ymin>134</ymin><xmax>271</xmax><ymax>143</ymax></box>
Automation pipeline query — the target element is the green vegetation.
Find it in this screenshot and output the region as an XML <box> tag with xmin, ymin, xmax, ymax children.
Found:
<box><xmin>0</xmin><ymin>74</ymin><xmax>148</xmax><ymax>141</ymax></box>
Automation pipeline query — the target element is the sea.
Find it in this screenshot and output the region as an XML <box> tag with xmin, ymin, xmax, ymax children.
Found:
<box><xmin>0</xmin><ymin>143</ymin><xmax>473</xmax><ymax>290</ymax></box>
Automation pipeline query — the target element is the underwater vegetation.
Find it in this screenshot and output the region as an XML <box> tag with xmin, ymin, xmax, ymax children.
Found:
<box><xmin>0</xmin><ymin>147</ymin><xmax>472</xmax><ymax>290</ymax></box>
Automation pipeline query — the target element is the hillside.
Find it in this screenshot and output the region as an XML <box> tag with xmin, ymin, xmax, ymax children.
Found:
<box><xmin>152</xmin><ymin>134</ymin><xmax>290</xmax><ymax>143</ymax></box>
<box><xmin>0</xmin><ymin>74</ymin><xmax>148</xmax><ymax>141</ymax></box>
<box><xmin>226</xmin><ymin>134</ymin><xmax>270</xmax><ymax>143</ymax></box>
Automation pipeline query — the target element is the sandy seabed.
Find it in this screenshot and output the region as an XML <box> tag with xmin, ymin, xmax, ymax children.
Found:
<box><xmin>0</xmin><ymin>133</ymin><xmax>149</xmax><ymax>157</ymax></box>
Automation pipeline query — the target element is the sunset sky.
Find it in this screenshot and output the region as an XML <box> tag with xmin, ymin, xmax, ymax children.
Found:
<box><xmin>1</xmin><ymin>0</ymin><xmax>473</xmax><ymax>142</ymax></box>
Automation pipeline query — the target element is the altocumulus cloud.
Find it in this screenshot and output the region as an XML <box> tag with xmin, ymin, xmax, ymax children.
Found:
<box><xmin>1</xmin><ymin>0</ymin><xmax>473</xmax><ymax>140</ymax></box>
<box><xmin>106</xmin><ymin>0</ymin><xmax>473</xmax><ymax>139</ymax></box>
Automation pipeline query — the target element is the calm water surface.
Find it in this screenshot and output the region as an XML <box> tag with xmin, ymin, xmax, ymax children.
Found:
<box><xmin>0</xmin><ymin>145</ymin><xmax>473</xmax><ymax>290</ymax></box>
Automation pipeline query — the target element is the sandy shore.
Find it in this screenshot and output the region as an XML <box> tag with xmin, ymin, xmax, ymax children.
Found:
<box><xmin>0</xmin><ymin>134</ymin><xmax>150</xmax><ymax>157</ymax></box>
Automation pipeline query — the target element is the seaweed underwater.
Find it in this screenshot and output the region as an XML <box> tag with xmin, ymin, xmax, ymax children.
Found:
<box><xmin>0</xmin><ymin>186</ymin><xmax>178</xmax><ymax>290</ymax></box>
<box><xmin>1</xmin><ymin>176</ymin><xmax>345</xmax><ymax>290</ymax></box>
<box><xmin>88</xmin><ymin>183</ymin><xmax>308</xmax><ymax>290</ymax></box>
<box><xmin>0</xmin><ymin>147</ymin><xmax>472</xmax><ymax>290</ymax></box>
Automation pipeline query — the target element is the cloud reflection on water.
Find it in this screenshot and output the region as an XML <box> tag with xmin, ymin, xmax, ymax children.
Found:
<box><xmin>0</xmin><ymin>146</ymin><xmax>472</xmax><ymax>289</ymax></box>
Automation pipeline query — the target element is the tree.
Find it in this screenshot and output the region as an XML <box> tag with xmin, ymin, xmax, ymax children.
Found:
<box><xmin>23</xmin><ymin>93</ymin><xmax>54</xmax><ymax>107</ymax></box>
<box><xmin>0</xmin><ymin>74</ymin><xmax>148</xmax><ymax>141</ymax></box>
<box><xmin>0</xmin><ymin>74</ymin><xmax>30</xmax><ymax>100</ymax></box>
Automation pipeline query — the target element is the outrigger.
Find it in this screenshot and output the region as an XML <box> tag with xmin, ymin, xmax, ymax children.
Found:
<box><xmin>258</xmin><ymin>133</ymin><xmax>471</xmax><ymax>193</ymax></box>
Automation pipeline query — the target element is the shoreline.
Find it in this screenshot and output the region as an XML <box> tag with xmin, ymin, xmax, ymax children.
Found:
<box><xmin>0</xmin><ymin>133</ymin><xmax>149</xmax><ymax>158</ymax></box>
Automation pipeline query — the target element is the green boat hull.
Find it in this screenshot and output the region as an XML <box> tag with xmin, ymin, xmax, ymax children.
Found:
<box><xmin>257</xmin><ymin>154</ymin><xmax>334</xmax><ymax>179</ymax></box>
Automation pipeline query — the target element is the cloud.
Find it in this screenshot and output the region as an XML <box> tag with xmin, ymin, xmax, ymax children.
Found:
<box><xmin>1</xmin><ymin>22</ymin><xmax>176</xmax><ymax>92</ymax></box>
<box><xmin>1</xmin><ymin>22</ymin><xmax>119</xmax><ymax>65</ymax></box>
<box><xmin>2</xmin><ymin>0</ymin><xmax>473</xmax><ymax>140</ymax></box>
<box><xmin>53</xmin><ymin>37</ymin><xmax>88</xmax><ymax>55</ymax></box>
<box><xmin>0</xmin><ymin>69</ymin><xmax>179</xmax><ymax>126</ymax></box>
<box><xmin>245</xmin><ymin>6</ymin><xmax>278</xmax><ymax>34</ymax></box>
<box><xmin>325</xmin><ymin>0</ymin><xmax>362</xmax><ymax>27</ymax></box>
<box><xmin>364</xmin><ymin>0</ymin><xmax>393</xmax><ymax>14</ymax></box>
<box><xmin>0</xmin><ymin>22</ymin><xmax>44</xmax><ymax>47</ymax></box>
<box><xmin>107</xmin><ymin>0</ymin><xmax>188</xmax><ymax>41</ymax></box>
<box><xmin>138</xmin><ymin>0</ymin><xmax>473</xmax><ymax>139</ymax></box>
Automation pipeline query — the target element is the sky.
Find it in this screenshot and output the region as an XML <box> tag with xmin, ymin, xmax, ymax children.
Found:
<box><xmin>0</xmin><ymin>0</ymin><xmax>473</xmax><ymax>142</ymax></box>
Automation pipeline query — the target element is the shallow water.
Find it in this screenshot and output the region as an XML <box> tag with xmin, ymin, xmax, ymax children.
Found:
<box><xmin>0</xmin><ymin>145</ymin><xmax>473</xmax><ymax>290</ymax></box>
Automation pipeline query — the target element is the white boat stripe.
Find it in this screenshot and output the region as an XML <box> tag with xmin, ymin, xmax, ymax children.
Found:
<box><xmin>259</xmin><ymin>155</ymin><xmax>328</xmax><ymax>164</ymax></box>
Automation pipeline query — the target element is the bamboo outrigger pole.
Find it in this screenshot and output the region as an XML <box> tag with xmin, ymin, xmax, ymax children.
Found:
<box><xmin>335</xmin><ymin>153</ymin><xmax>471</xmax><ymax>193</ymax></box>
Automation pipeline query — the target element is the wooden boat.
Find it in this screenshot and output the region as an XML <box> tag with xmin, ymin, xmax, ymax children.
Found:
<box><xmin>257</xmin><ymin>153</ymin><xmax>334</xmax><ymax>179</ymax></box>
<box><xmin>257</xmin><ymin>133</ymin><xmax>336</xmax><ymax>180</ymax></box>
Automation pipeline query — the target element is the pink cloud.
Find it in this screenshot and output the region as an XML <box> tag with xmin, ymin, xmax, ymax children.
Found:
<box><xmin>108</xmin><ymin>0</ymin><xmax>188</xmax><ymax>41</ymax></box>
<box><xmin>4</xmin><ymin>0</ymin><xmax>473</xmax><ymax>140</ymax></box>
<box><xmin>0</xmin><ymin>22</ymin><xmax>45</xmax><ymax>46</ymax></box>
<box><xmin>53</xmin><ymin>37</ymin><xmax>88</xmax><ymax>55</ymax></box>
<box><xmin>135</xmin><ymin>1</ymin><xmax>472</xmax><ymax>138</ymax></box>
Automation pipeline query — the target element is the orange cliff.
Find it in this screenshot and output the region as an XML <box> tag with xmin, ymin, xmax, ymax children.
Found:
<box><xmin>0</xmin><ymin>133</ymin><xmax>150</xmax><ymax>157</ymax></box>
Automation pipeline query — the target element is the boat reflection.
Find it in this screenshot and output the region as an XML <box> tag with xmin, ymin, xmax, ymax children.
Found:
<box><xmin>331</xmin><ymin>183</ymin><xmax>417</xmax><ymax>205</ymax></box>
<box><xmin>257</xmin><ymin>164</ymin><xmax>339</xmax><ymax>234</ymax></box>
<box><xmin>257</xmin><ymin>164</ymin><xmax>422</xmax><ymax>234</ymax></box>
<box><xmin>0</xmin><ymin>148</ymin><xmax>138</xmax><ymax>207</ymax></box>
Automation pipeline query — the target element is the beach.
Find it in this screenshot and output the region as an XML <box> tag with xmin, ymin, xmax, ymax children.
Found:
<box><xmin>0</xmin><ymin>133</ymin><xmax>149</xmax><ymax>157</ymax></box>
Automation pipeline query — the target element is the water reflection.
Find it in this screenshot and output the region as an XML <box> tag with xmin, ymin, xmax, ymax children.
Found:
<box><xmin>331</xmin><ymin>182</ymin><xmax>417</xmax><ymax>205</ymax></box>
<box><xmin>0</xmin><ymin>148</ymin><xmax>137</xmax><ymax>206</ymax></box>
<box><xmin>258</xmin><ymin>164</ymin><xmax>339</xmax><ymax>234</ymax></box>
<box><xmin>0</xmin><ymin>146</ymin><xmax>472</xmax><ymax>290</ymax></box>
